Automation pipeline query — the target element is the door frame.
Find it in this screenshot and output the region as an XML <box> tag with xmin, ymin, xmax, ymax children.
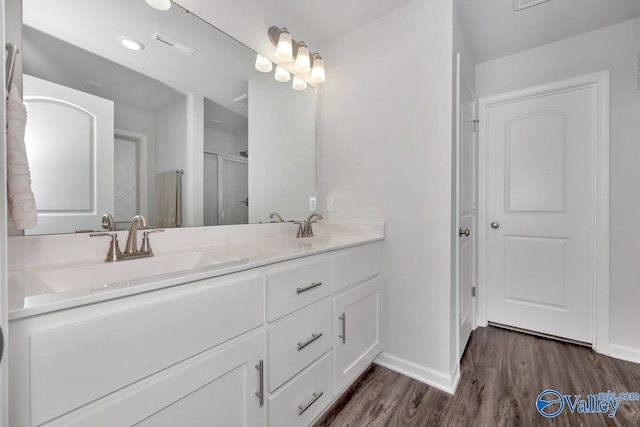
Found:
<box><xmin>477</xmin><ymin>71</ymin><xmax>610</xmax><ymax>355</ymax></box>
<box><xmin>114</xmin><ymin>129</ymin><xmax>148</xmax><ymax>220</ymax></box>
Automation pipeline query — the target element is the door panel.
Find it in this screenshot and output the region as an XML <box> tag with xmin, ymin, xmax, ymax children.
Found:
<box><xmin>458</xmin><ymin>73</ymin><xmax>475</xmax><ymax>358</ymax></box>
<box><xmin>23</xmin><ymin>74</ymin><xmax>114</xmax><ymax>234</ymax></box>
<box><xmin>219</xmin><ymin>158</ymin><xmax>248</xmax><ymax>225</ymax></box>
<box><xmin>486</xmin><ymin>86</ymin><xmax>595</xmax><ymax>343</ymax></box>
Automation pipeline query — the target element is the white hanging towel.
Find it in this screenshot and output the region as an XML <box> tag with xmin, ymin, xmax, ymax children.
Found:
<box><xmin>6</xmin><ymin>84</ymin><xmax>37</xmax><ymax>230</ymax></box>
<box><xmin>154</xmin><ymin>171</ymin><xmax>182</xmax><ymax>228</ymax></box>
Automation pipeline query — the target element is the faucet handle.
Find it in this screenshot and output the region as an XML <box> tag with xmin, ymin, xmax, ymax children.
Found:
<box><xmin>292</xmin><ymin>221</ymin><xmax>304</xmax><ymax>238</ymax></box>
<box><xmin>141</xmin><ymin>229</ymin><xmax>165</xmax><ymax>254</ymax></box>
<box><xmin>90</xmin><ymin>232</ymin><xmax>122</xmax><ymax>262</ymax></box>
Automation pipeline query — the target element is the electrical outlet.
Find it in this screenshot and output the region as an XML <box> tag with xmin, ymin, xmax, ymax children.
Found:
<box><xmin>326</xmin><ymin>195</ymin><xmax>335</xmax><ymax>212</ymax></box>
<box><xmin>309</xmin><ymin>196</ymin><xmax>317</xmax><ymax>211</ymax></box>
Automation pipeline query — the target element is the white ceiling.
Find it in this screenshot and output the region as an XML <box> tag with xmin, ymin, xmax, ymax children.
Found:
<box><xmin>265</xmin><ymin>0</ymin><xmax>418</xmax><ymax>46</ymax></box>
<box><xmin>456</xmin><ymin>0</ymin><xmax>640</xmax><ymax>64</ymax></box>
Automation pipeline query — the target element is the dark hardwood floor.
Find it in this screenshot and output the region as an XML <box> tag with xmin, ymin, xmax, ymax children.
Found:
<box><xmin>315</xmin><ymin>326</ymin><xmax>640</xmax><ymax>426</ymax></box>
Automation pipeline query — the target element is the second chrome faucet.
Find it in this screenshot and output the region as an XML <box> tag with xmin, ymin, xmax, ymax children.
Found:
<box><xmin>296</xmin><ymin>213</ymin><xmax>323</xmax><ymax>238</ymax></box>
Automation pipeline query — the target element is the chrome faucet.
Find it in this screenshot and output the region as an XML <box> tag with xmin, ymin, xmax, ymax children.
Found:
<box><xmin>300</xmin><ymin>213</ymin><xmax>323</xmax><ymax>238</ymax></box>
<box><xmin>91</xmin><ymin>214</ymin><xmax>164</xmax><ymax>262</ymax></box>
<box><xmin>101</xmin><ymin>213</ymin><xmax>116</xmax><ymax>231</ymax></box>
<box><xmin>269</xmin><ymin>212</ymin><xmax>285</xmax><ymax>222</ymax></box>
<box><xmin>124</xmin><ymin>215</ymin><xmax>149</xmax><ymax>254</ymax></box>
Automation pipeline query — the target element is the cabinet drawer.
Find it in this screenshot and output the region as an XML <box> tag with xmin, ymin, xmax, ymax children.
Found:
<box><xmin>333</xmin><ymin>242</ymin><xmax>382</xmax><ymax>293</ymax></box>
<box><xmin>268</xmin><ymin>299</ymin><xmax>331</xmax><ymax>391</ymax></box>
<box><xmin>29</xmin><ymin>274</ymin><xmax>264</xmax><ymax>426</ymax></box>
<box><xmin>266</xmin><ymin>257</ymin><xmax>332</xmax><ymax>321</ymax></box>
<box><xmin>268</xmin><ymin>352</ymin><xmax>333</xmax><ymax>427</ymax></box>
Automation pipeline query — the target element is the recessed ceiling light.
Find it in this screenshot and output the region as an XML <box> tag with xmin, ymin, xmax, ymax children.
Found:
<box><xmin>145</xmin><ymin>0</ymin><xmax>172</xmax><ymax>11</ymax></box>
<box><xmin>119</xmin><ymin>36</ymin><xmax>145</xmax><ymax>51</ymax></box>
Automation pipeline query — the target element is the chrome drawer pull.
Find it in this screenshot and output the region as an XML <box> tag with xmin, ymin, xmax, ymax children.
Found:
<box><xmin>255</xmin><ymin>360</ymin><xmax>264</xmax><ymax>407</ymax></box>
<box><xmin>297</xmin><ymin>332</ymin><xmax>323</xmax><ymax>351</ymax></box>
<box><xmin>296</xmin><ymin>281</ymin><xmax>323</xmax><ymax>294</ymax></box>
<box><xmin>298</xmin><ymin>391</ymin><xmax>324</xmax><ymax>415</ymax></box>
<box><xmin>339</xmin><ymin>313</ymin><xmax>346</xmax><ymax>344</ymax></box>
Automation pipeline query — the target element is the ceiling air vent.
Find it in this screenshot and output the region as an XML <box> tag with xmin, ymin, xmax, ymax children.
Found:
<box><xmin>151</xmin><ymin>31</ymin><xmax>197</xmax><ymax>56</ymax></box>
<box><xmin>513</xmin><ymin>0</ymin><xmax>551</xmax><ymax>11</ymax></box>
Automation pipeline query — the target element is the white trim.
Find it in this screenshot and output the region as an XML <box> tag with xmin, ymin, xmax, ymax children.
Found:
<box><xmin>374</xmin><ymin>352</ymin><xmax>458</xmax><ymax>395</ymax></box>
<box><xmin>114</xmin><ymin>129</ymin><xmax>149</xmax><ymax>219</ymax></box>
<box><xmin>477</xmin><ymin>71</ymin><xmax>610</xmax><ymax>354</ymax></box>
<box><xmin>609</xmin><ymin>344</ymin><xmax>640</xmax><ymax>365</ymax></box>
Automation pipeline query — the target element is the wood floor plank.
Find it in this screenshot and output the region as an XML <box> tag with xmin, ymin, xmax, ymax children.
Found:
<box><xmin>314</xmin><ymin>326</ymin><xmax>640</xmax><ymax>426</ymax></box>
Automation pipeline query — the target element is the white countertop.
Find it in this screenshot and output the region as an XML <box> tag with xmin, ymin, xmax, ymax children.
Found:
<box><xmin>8</xmin><ymin>221</ymin><xmax>384</xmax><ymax>320</ymax></box>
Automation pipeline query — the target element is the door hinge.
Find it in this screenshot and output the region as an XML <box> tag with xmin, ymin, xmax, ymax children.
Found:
<box><xmin>472</xmin><ymin>119</ymin><xmax>479</xmax><ymax>133</ymax></box>
<box><xmin>471</xmin><ymin>286</ymin><xmax>476</xmax><ymax>297</ymax></box>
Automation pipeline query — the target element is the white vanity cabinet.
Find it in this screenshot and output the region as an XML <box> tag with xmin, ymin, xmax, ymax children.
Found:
<box><xmin>9</xmin><ymin>271</ymin><xmax>266</xmax><ymax>427</ymax></box>
<box><xmin>9</xmin><ymin>239</ymin><xmax>384</xmax><ymax>427</ymax></box>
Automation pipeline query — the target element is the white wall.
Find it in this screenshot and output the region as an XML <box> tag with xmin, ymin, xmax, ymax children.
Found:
<box><xmin>476</xmin><ymin>18</ymin><xmax>640</xmax><ymax>357</ymax></box>
<box><xmin>318</xmin><ymin>0</ymin><xmax>456</xmax><ymax>388</ymax></box>
<box><xmin>248</xmin><ymin>73</ymin><xmax>316</xmax><ymax>223</ymax></box>
<box><xmin>204</xmin><ymin>128</ymin><xmax>245</xmax><ymax>158</ymax></box>
<box><xmin>155</xmin><ymin>94</ymin><xmax>204</xmax><ymax>228</ymax></box>
<box><xmin>114</xmin><ymin>103</ymin><xmax>156</xmax><ymax>221</ymax></box>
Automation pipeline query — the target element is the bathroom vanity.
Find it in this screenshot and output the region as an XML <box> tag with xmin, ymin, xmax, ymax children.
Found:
<box><xmin>7</xmin><ymin>221</ymin><xmax>384</xmax><ymax>426</ymax></box>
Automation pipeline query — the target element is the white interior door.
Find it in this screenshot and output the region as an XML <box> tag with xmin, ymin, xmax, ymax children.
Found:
<box><xmin>218</xmin><ymin>157</ymin><xmax>248</xmax><ymax>225</ymax></box>
<box><xmin>1</xmin><ymin>6</ymin><xmax>8</xmax><ymax>423</ymax></box>
<box><xmin>457</xmin><ymin>75</ymin><xmax>476</xmax><ymax>358</ymax></box>
<box><xmin>485</xmin><ymin>84</ymin><xmax>596</xmax><ymax>343</ymax></box>
<box><xmin>23</xmin><ymin>74</ymin><xmax>114</xmax><ymax>234</ymax></box>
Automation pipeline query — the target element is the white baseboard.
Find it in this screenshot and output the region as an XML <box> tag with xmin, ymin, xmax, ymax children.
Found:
<box><xmin>609</xmin><ymin>344</ymin><xmax>640</xmax><ymax>365</ymax></box>
<box><xmin>374</xmin><ymin>352</ymin><xmax>458</xmax><ymax>395</ymax></box>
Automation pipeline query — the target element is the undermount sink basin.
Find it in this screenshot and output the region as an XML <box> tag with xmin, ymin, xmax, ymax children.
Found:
<box><xmin>34</xmin><ymin>251</ymin><xmax>240</xmax><ymax>293</ymax></box>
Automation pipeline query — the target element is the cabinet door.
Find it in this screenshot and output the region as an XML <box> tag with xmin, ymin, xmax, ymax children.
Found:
<box><xmin>135</xmin><ymin>331</ymin><xmax>265</xmax><ymax>427</ymax></box>
<box><xmin>333</xmin><ymin>276</ymin><xmax>383</xmax><ymax>395</ymax></box>
<box><xmin>48</xmin><ymin>331</ymin><xmax>266</xmax><ymax>427</ymax></box>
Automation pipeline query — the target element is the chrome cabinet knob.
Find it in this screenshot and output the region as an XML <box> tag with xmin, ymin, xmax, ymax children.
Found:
<box><xmin>458</xmin><ymin>228</ymin><xmax>470</xmax><ymax>237</ymax></box>
<box><xmin>490</xmin><ymin>222</ymin><xmax>500</xmax><ymax>229</ymax></box>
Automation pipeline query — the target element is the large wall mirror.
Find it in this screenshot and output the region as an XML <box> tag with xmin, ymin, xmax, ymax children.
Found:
<box><xmin>20</xmin><ymin>0</ymin><xmax>317</xmax><ymax>235</ymax></box>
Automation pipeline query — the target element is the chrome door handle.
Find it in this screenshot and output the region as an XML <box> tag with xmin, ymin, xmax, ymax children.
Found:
<box><xmin>255</xmin><ymin>360</ymin><xmax>264</xmax><ymax>407</ymax></box>
<box><xmin>298</xmin><ymin>391</ymin><xmax>324</xmax><ymax>415</ymax></box>
<box><xmin>458</xmin><ymin>228</ymin><xmax>470</xmax><ymax>237</ymax></box>
<box><xmin>297</xmin><ymin>332</ymin><xmax>323</xmax><ymax>351</ymax></box>
<box><xmin>490</xmin><ymin>222</ymin><xmax>500</xmax><ymax>229</ymax></box>
<box><xmin>296</xmin><ymin>281</ymin><xmax>322</xmax><ymax>294</ymax></box>
<box><xmin>339</xmin><ymin>313</ymin><xmax>346</xmax><ymax>344</ymax></box>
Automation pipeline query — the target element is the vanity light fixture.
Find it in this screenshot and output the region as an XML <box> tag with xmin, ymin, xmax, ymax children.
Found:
<box><xmin>293</xmin><ymin>42</ymin><xmax>311</xmax><ymax>74</ymax></box>
<box><xmin>274</xmin><ymin>66</ymin><xmax>291</xmax><ymax>82</ymax></box>
<box><xmin>272</xmin><ymin>28</ymin><xmax>293</xmax><ymax>63</ymax></box>
<box><xmin>309</xmin><ymin>53</ymin><xmax>326</xmax><ymax>84</ymax></box>
<box><xmin>267</xmin><ymin>26</ymin><xmax>326</xmax><ymax>85</ymax></box>
<box><xmin>145</xmin><ymin>0</ymin><xmax>171</xmax><ymax>11</ymax></box>
<box><xmin>119</xmin><ymin>36</ymin><xmax>145</xmax><ymax>51</ymax></box>
<box><xmin>292</xmin><ymin>76</ymin><xmax>307</xmax><ymax>91</ymax></box>
<box><xmin>255</xmin><ymin>54</ymin><xmax>273</xmax><ymax>73</ymax></box>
